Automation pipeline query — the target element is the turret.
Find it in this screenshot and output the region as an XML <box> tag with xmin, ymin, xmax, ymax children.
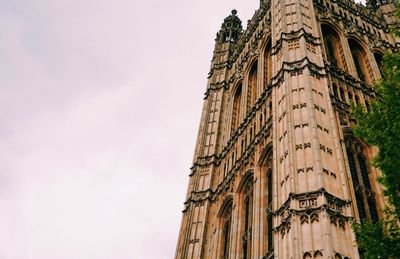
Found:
<box><xmin>216</xmin><ymin>10</ymin><xmax>243</xmax><ymax>44</ymax></box>
<box><xmin>209</xmin><ymin>10</ymin><xmax>243</xmax><ymax>80</ymax></box>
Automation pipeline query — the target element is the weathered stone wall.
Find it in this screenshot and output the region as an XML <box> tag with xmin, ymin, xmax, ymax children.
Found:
<box><xmin>175</xmin><ymin>0</ymin><xmax>399</xmax><ymax>258</ymax></box>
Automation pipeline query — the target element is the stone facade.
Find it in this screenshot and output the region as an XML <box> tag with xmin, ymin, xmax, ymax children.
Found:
<box><xmin>175</xmin><ymin>0</ymin><xmax>399</xmax><ymax>258</ymax></box>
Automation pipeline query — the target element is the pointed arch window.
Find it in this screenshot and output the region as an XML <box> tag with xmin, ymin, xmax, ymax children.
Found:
<box><xmin>326</xmin><ymin>39</ymin><xmax>337</xmax><ymax>65</ymax></box>
<box><xmin>240</xmin><ymin>176</ymin><xmax>254</xmax><ymax>259</ymax></box>
<box><xmin>339</xmin><ymin>87</ymin><xmax>345</xmax><ymax>101</ymax></box>
<box><xmin>247</xmin><ymin>62</ymin><xmax>258</xmax><ymax>110</ymax></box>
<box><xmin>219</xmin><ymin>200</ymin><xmax>233</xmax><ymax>259</ymax></box>
<box><xmin>260</xmin><ymin>147</ymin><xmax>274</xmax><ymax>258</ymax></box>
<box><xmin>352</xmin><ymin>52</ymin><xmax>365</xmax><ymax>81</ymax></box>
<box><xmin>264</xmin><ymin>39</ymin><xmax>272</xmax><ymax>87</ymax></box>
<box><xmin>345</xmin><ymin>137</ymin><xmax>379</xmax><ymax>223</ymax></box>
<box><xmin>321</xmin><ymin>24</ymin><xmax>346</xmax><ymax>70</ymax></box>
<box><xmin>373</xmin><ymin>52</ymin><xmax>383</xmax><ymax>75</ymax></box>
<box><xmin>348</xmin><ymin>39</ymin><xmax>373</xmax><ymax>85</ymax></box>
<box><xmin>231</xmin><ymin>83</ymin><xmax>242</xmax><ymax>132</ymax></box>
<box><xmin>332</xmin><ymin>83</ymin><xmax>339</xmax><ymax>98</ymax></box>
<box><xmin>223</xmin><ymin>221</ymin><xmax>231</xmax><ymax>259</ymax></box>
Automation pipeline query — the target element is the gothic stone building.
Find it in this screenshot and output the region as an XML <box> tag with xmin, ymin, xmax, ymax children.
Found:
<box><xmin>176</xmin><ymin>0</ymin><xmax>399</xmax><ymax>258</ymax></box>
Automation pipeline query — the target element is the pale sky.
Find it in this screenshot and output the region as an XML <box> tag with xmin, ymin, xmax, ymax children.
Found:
<box><xmin>0</xmin><ymin>0</ymin><xmax>259</xmax><ymax>258</ymax></box>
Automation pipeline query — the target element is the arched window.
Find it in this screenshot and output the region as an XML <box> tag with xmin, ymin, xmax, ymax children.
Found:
<box><xmin>259</xmin><ymin>146</ymin><xmax>273</xmax><ymax>257</ymax></box>
<box><xmin>348</xmin><ymin>91</ymin><xmax>353</xmax><ymax>104</ymax></box>
<box><xmin>247</xmin><ymin>62</ymin><xmax>258</xmax><ymax>110</ymax></box>
<box><xmin>264</xmin><ymin>39</ymin><xmax>272</xmax><ymax>87</ymax></box>
<box><xmin>339</xmin><ymin>87</ymin><xmax>345</xmax><ymax>101</ymax></box>
<box><xmin>355</xmin><ymin>95</ymin><xmax>360</xmax><ymax>105</ymax></box>
<box><xmin>240</xmin><ymin>176</ymin><xmax>254</xmax><ymax>259</ymax></box>
<box><xmin>373</xmin><ymin>52</ymin><xmax>383</xmax><ymax>75</ymax></box>
<box><xmin>321</xmin><ymin>24</ymin><xmax>346</xmax><ymax>70</ymax></box>
<box><xmin>231</xmin><ymin>83</ymin><xmax>242</xmax><ymax>132</ymax></box>
<box><xmin>223</xmin><ymin>221</ymin><xmax>231</xmax><ymax>259</ymax></box>
<box><xmin>348</xmin><ymin>39</ymin><xmax>373</xmax><ymax>85</ymax></box>
<box><xmin>332</xmin><ymin>83</ymin><xmax>339</xmax><ymax>98</ymax></box>
<box><xmin>345</xmin><ymin>137</ymin><xmax>379</xmax><ymax>223</ymax></box>
<box><xmin>219</xmin><ymin>199</ymin><xmax>233</xmax><ymax>259</ymax></box>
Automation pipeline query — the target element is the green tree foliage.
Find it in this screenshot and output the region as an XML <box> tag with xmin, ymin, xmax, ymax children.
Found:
<box><xmin>351</xmin><ymin>4</ymin><xmax>400</xmax><ymax>258</ymax></box>
<box><xmin>353</xmin><ymin>216</ymin><xmax>400</xmax><ymax>258</ymax></box>
<box><xmin>353</xmin><ymin>51</ymin><xmax>400</xmax><ymax>217</ymax></box>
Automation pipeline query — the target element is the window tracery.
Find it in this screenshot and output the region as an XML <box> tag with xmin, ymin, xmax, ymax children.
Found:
<box><xmin>219</xmin><ymin>199</ymin><xmax>233</xmax><ymax>259</ymax></box>
<box><xmin>264</xmin><ymin>39</ymin><xmax>272</xmax><ymax>88</ymax></box>
<box><xmin>261</xmin><ymin>148</ymin><xmax>274</xmax><ymax>257</ymax></box>
<box><xmin>348</xmin><ymin>39</ymin><xmax>373</xmax><ymax>85</ymax></box>
<box><xmin>345</xmin><ymin>137</ymin><xmax>379</xmax><ymax>223</ymax></box>
<box><xmin>231</xmin><ymin>83</ymin><xmax>242</xmax><ymax>132</ymax></box>
<box><xmin>321</xmin><ymin>24</ymin><xmax>347</xmax><ymax>70</ymax></box>
<box><xmin>241</xmin><ymin>176</ymin><xmax>254</xmax><ymax>259</ymax></box>
<box><xmin>247</xmin><ymin>62</ymin><xmax>258</xmax><ymax>110</ymax></box>
<box><xmin>373</xmin><ymin>52</ymin><xmax>383</xmax><ymax>75</ymax></box>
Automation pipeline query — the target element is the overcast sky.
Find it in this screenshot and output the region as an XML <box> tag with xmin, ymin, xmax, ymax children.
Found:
<box><xmin>0</xmin><ymin>0</ymin><xmax>259</xmax><ymax>258</ymax></box>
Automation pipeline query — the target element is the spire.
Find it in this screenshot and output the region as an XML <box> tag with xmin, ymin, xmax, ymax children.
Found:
<box><xmin>216</xmin><ymin>10</ymin><xmax>243</xmax><ymax>43</ymax></box>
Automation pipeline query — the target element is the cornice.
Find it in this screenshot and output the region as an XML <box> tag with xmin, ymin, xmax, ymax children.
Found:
<box><xmin>273</xmin><ymin>28</ymin><xmax>321</xmax><ymax>55</ymax></box>
<box><xmin>269</xmin><ymin>188</ymin><xmax>351</xmax><ymax>216</ymax></box>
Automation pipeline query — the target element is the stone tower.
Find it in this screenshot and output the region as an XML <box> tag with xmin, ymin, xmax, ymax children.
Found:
<box><xmin>175</xmin><ymin>0</ymin><xmax>399</xmax><ymax>258</ymax></box>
